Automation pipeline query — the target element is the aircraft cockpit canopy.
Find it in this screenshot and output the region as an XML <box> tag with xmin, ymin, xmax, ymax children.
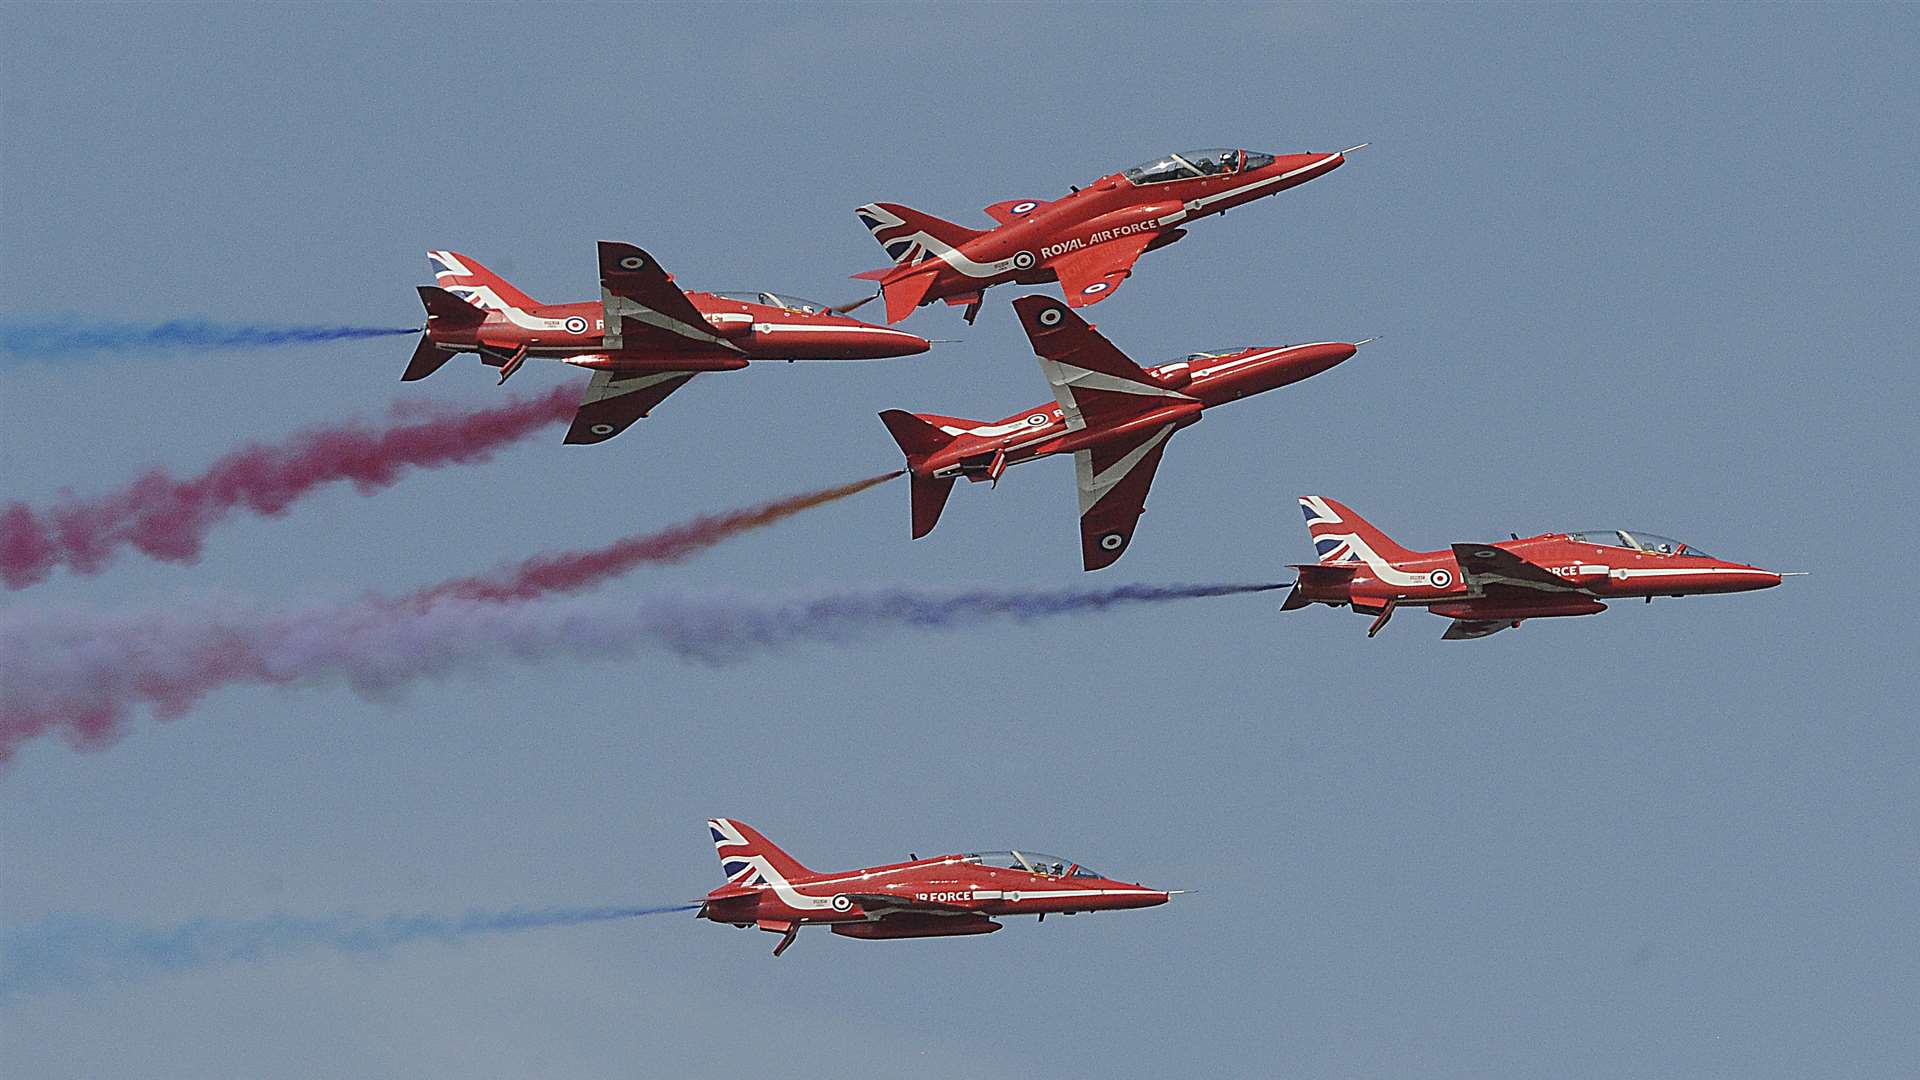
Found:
<box><xmin>1181</xmin><ymin>347</ymin><xmax>1250</xmax><ymax>361</ymax></box>
<box><xmin>712</xmin><ymin>291</ymin><xmax>835</xmax><ymax>315</ymax></box>
<box><xmin>1565</xmin><ymin>530</ymin><xmax>1714</xmax><ymax>558</ymax></box>
<box><xmin>1124</xmin><ymin>148</ymin><xmax>1248</xmax><ymax>184</ymax></box>
<box><xmin>965</xmin><ymin>850</ymin><xmax>1102</xmax><ymax>878</ymax></box>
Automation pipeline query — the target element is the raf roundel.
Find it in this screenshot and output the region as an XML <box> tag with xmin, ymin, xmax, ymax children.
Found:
<box><xmin>1099</xmin><ymin>532</ymin><xmax>1126</xmax><ymax>552</ymax></box>
<box><xmin>1037</xmin><ymin>306</ymin><xmax>1064</xmax><ymax>327</ymax></box>
<box><xmin>618</xmin><ymin>255</ymin><xmax>645</xmax><ymax>271</ymax></box>
<box><xmin>563</xmin><ymin>316</ymin><xmax>589</xmax><ymax>334</ymax></box>
<box><xmin>589</xmin><ymin>423</ymin><xmax>615</xmax><ymax>436</ymax></box>
<box><xmin>830</xmin><ymin>894</ymin><xmax>853</xmax><ymax>912</ymax></box>
<box><xmin>1429</xmin><ymin>568</ymin><xmax>1453</xmax><ymax>589</ymax></box>
<box><xmin>1012</xmin><ymin>250</ymin><xmax>1036</xmax><ymax>271</ymax></box>
<box><xmin>1081</xmin><ymin>282</ymin><xmax>1110</xmax><ymax>296</ymax></box>
<box><xmin>1027</xmin><ymin>413</ymin><xmax>1047</xmax><ymax>426</ymax></box>
<box><xmin>1011</xmin><ymin>201</ymin><xmax>1038</xmax><ymax>214</ymax></box>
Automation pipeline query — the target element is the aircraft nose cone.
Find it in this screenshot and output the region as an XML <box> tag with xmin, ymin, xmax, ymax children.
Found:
<box><xmin>1286</xmin><ymin>341</ymin><xmax>1359</xmax><ymax>377</ymax></box>
<box><xmin>856</xmin><ymin>325</ymin><xmax>930</xmax><ymax>358</ymax></box>
<box><xmin>1276</xmin><ymin>150</ymin><xmax>1347</xmax><ymax>179</ymax></box>
<box><xmin>892</xmin><ymin>329</ymin><xmax>933</xmax><ymax>356</ymax></box>
<box><xmin>805</xmin><ymin>323</ymin><xmax>929</xmax><ymax>359</ymax></box>
<box><xmin>1712</xmin><ymin>565</ymin><xmax>1784</xmax><ymax>592</ymax></box>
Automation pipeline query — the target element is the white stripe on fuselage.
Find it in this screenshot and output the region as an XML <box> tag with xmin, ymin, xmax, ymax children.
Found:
<box><xmin>728</xmin><ymin>855</ymin><xmax>1162</xmax><ymax>912</ymax></box>
<box><xmin>445</xmin><ymin>285</ymin><xmax>571</xmax><ymax>330</ymax></box>
<box><xmin>1607</xmin><ymin>566</ymin><xmax>1763</xmax><ymax>579</ymax></box>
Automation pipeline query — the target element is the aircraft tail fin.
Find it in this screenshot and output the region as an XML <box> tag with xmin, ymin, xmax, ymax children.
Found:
<box><xmin>427</xmin><ymin>249</ymin><xmax>542</xmax><ymax>312</ymax></box>
<box><xmin>708</xmin><ymin>819</ymin><xmax>814</xmax><ymax>886</ymax></box>
<box><xmin>1298</xmin><ymin>495</ymin><xmax>1420</xmax><ymax>564</ymax></box>
<box><xmin>855</xmin><ymin>202</ymin><xmax>985</xmax><ymax>266</ymax></box>
<box><xmin>878</xmin><ymin>410</ymin><xmax>969</xmax><ymax>538</ymax></box>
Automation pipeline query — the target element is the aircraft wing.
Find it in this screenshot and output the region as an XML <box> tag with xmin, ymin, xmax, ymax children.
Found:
<box><xmin>1013</xmin><ymin>296</ymin><xmax>1196</xmax><ymax>433</ymax></box>
<box><xmin>1076</xmin><ymin>423</ymin><xmax>1176</xmax><ymax>571</ymax></box>
<box><xmin>597</xmin><ymin>241</ymin><xmax>743</xmax><ymax>358</ymax></box>
<box><xmin>1442</xmin><ymin>619</ymin><xmax>1514</xmax><ymax>641</ymax></box>
<box><xmin>1048</xmin><ymin>231</ymin><xmax>1157</xmax><ymax>308</ymax></box>
<box><xmin>982</xmin><ymin>198</ymin><xmax>1052</xmax><ymax>225</ymax></box>
<box><xmin>838</xmin><ymin>892</ymin><xmax>975</xmax><ymax>914</ymax></box>
<box><xmin>563</xmin><ymin>369</ymin><xmax>698</xmax><ymax>445</ymax></box>
<box><xmin>1450</xmin><ymin>543</ymin><xmax>1581</xmax><ymax>598</ymax></box>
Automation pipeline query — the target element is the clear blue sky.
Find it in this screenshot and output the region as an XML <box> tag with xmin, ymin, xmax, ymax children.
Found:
<box><xmin>3</xmin><ymin>2</ymin><xmax>1916</xmax><ymax>1076</ymax></box>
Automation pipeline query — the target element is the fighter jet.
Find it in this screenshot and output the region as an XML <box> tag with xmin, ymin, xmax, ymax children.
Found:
<box><xmin>1283</xmin><ymin>495</ymin><xmax>1794</xmax><ymax>639</ymax></box>
<box><xmin>404</xmin><ymin>243</ymin><xmax>929</xmax><ymax>444</ymax></box>
<box><xmin>699</xmin><ymin>818</ymin><xmax>1173</xmax><ymax>957</ymax></box>
<box><xmin>879</xmin><ymin>295</ymin><xmax>1363</xmax><ymax>570</ymax></box>
<box><xmin>853</xmin><ymin>144</ymin><xmax>1361</xmax><ymax>322</ymax></box>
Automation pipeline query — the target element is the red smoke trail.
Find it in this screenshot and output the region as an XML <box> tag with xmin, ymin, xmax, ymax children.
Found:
<box><xmin>0</xmin><ymin>387</ymin><xmax>576</xmax><ymax>588</ymax></box>
<box><xmin>409</xmin><ymin>470</ymin><xmax>902</xmax><ymax>604</ymax></box>
<box><xmin>0</xmin><ymin>473</ymin><xmax>902</xmax><ymax>761</ymax></box>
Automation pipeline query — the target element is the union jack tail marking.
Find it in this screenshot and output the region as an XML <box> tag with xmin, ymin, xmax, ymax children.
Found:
<box><xmin>426</xmin><ymin>249</ymin><xmax>542</xmax><ymax>313</ymax></box>
<box><xmin>706</xmin><ymin>818</ymin><xmax>814</xmax><ymax>886</ymax></box>
<box><xmin>1299</xmin><ymin>495</ymin><xmax>1420</xmax><ymax>565</ymax></box>
<box><xmin>854</xmin><ymin>202</ymin><xmax>985</xmax><ymax>267</ymax></box>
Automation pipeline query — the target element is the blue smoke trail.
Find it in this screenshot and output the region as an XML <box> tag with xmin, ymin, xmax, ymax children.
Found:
<box><xmin>4</xmin><ymin>583</ymin><xmax>1288</xmax><ymax>759</ymax></box>
<box><xmin>1</xmin><ymin>904</ymin><xmax>697</xmax><ymax>1001</ymax></box>
<box><xmin>0</xmin><ymin>318</ymin><xmax>419</xmax><ymax>358</ymax></box>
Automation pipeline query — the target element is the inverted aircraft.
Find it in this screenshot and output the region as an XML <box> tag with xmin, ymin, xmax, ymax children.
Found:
<box><xmin>1284</xmin><ymin>495</ymin><xmax>1792</xmax><ymax>639</ymax></box>
<box><xmin>880</xmin><ymin>295</ymin><xmax>1362</xmax><ymax>570</ymax></box>
<box><xmin>699</xmin><ymin>818</ymin><xmax>1172</xmax><ymax>957</ymax></box>
<box><xmin>854</xmin><ymin>144</ymin><xmax>1361</xmax><ymax>323</ymax></box>
<box><xmin>404</xmin><ymin>243</ymin><xmax>929</xmax><ymax>444</ymax></box>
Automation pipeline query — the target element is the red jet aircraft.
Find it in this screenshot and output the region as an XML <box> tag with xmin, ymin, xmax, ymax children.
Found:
<box><xmin>853</xmin><ymin>144</ymin><xmax>1362</xmax><ymax>323</ymax></box>
<box><xmin>698</xmin><ymin>818</ymin><xmax>1173</xmax><ymax>956</ymax></box>
<box><xmin>403</xmin><ymin>243</ymin><xmax>929</xmax><ymax>444</ymax></box>
<box><xmin>1283</xmin><ymin>496</ymin><xmax>1793</xmax><ymax>639</ymax></box>
<box><xmin>879</xmin><ymin>295</ymin><xmax>1363</xmax><ymax>570</ymax></box>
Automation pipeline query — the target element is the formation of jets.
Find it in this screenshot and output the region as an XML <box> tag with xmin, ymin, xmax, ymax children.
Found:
<box><xmin>397</xmin><ymin>145</ymin><xmax>1793</xmax><ymax>953</ymax></box>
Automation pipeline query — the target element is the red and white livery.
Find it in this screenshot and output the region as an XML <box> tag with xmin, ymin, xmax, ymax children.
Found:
<box><xmin>1283</xmin><ymin>496</ymin><xmax>1793</xmax><ymax>639</ymax></box>
<box><xmin>698</xmin><ymin>818</ymin><xmax>1172</xmax><ymax>957</ymax></box>
<box><xmin>880</xmin><ymin>295</ymin><xmax>1363</xmax><ymax>570</ymax></box>
<box><xmin>853</xmin><ymin>144</ymin><xmax>1360</xmax><ymax>322</ymax></box>
<box><xmin>404</xmin><ymin>243</ymin><xmax>929</xmax><ymax>444</ymax></box>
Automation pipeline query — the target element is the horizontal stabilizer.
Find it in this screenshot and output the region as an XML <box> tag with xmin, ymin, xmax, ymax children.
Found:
<box><xmin>909</xmin><ymin>473</ymin><xmax>956</xmax><ymax>539</ymax></box>
<box><xmin>881</xmin><ymin>268</ymin><xmax>937</xmax><ymax>324</ymax></box>
<box><xmin>417</xmin><ymin>285</ymin><xmax>488</xmax><ymax>328</ymax></box>
<box><xmin>401</xmin><ymin>333</ymin><xmax>455</xmax><ymax>382</ymax></box>
<box><xmin>1281</xmin><ymin>562</ymin><xmax>1357</xmax><ymax>610</ymax></box>
<box><xmin>877</xmin><ymin>409</ymin><xmax>954</xmax><ymax>462</ymax></box>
